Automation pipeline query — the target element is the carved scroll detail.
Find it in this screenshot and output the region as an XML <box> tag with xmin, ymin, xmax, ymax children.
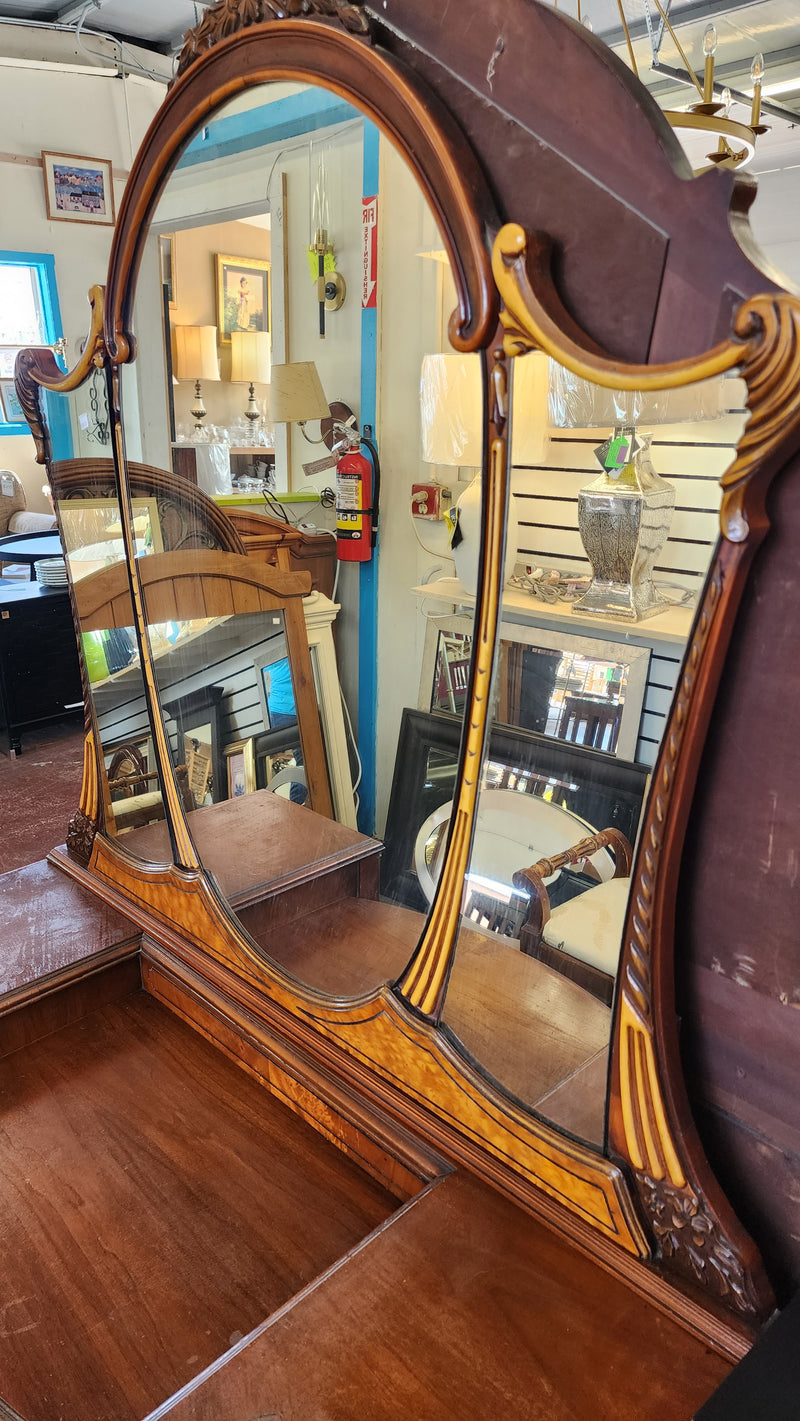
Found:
<box><xmin>66</xmin><ymin>809</ymin><xmax>99</xmax><ymax>864</ymax></box>
<box><xmin>14</xmin><ymin>285</ymin><xmax>106</xmax><ymax>465</ymax></box>
<box><xmin>174</xmin><ymin>0</ymin><xmax>370</xmax><ymax>80</ymax></box>
<box><xmin>66</xmin><ymin>732</ymin><xmax>102</xmax><ymax>864</ymax></box>
<box><xmin>641</xmin><ymin>1176</ymin><xmax>763</xmax><ymax>1317</ymax></box>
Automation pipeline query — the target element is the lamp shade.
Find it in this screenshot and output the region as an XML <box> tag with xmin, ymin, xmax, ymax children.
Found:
<box><xmin>510</xmin><ymin>351</ymin><xmax>548</xmax><ymax>465</ymax></box>
<box><xmin>420</xmin><ymin>352</ymin><xmax>482</xmax><ymax>466</ymax></box>
<box><xmin>230</xmin><ymin>330</ymin><xmax>271</xmax><ymax>385</ymax></box>
<box><xmin>174</xmin><ymin>325</ymin><xmax>219</xmax><ymax>382</ymax></box>
<box><xmin>269</xmin><ymin>361</ymin><xmax>329</xmax><ymax>424</ymax></box>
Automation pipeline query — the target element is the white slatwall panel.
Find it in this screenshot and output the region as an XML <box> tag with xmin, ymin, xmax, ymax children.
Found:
<box><xmin>511</xmin><ymin>382</ymin><xmax>748</xmax><ymax>599</ymax></box>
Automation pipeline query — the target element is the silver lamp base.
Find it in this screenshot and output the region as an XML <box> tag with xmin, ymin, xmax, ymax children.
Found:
<box><xmin>574</xmin><ymin>432</ymin><xmax>675</xmax><ymax>622</ymax></box>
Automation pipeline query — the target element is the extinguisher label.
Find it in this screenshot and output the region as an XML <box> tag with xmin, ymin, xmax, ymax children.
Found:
<box><xmin>362</xmin><ymin>196</ymin><xmax>378</xmax><ymax>309</ymax></box>
<box><xmin>337</xmin><ymin>473</ymin><xmax>362</xmax><ymax>510</ymax></box>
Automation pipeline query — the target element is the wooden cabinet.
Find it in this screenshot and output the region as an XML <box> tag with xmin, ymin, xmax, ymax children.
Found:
<box><xmin>0</xmin><ymin>582</ymin><xmax>82</xmax><ymax>753</ymax></box>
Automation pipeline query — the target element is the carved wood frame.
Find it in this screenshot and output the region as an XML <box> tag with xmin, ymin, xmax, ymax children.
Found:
<box><xmin>16</xmin><ymin>0</ymin><xmax>794</xmax><ymax>1336</ymax></box>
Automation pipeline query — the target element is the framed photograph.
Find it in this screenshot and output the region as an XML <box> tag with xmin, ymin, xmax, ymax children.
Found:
<box><xmin>419</xmin><ymin>614</ymin><xmax>650</xmax><ymax>762</ymax></box>
<box><xmin>216</xmin><ymin>253</ymin><xmax>270</xmax><ymax>344</ymax></box>
<box><xmin>381</xmin><ymin>708</ymin><xmax>650</xmax><ymax>912</ymax></box>
<box><xmin>158</xmin><ymin>234</ymin><xmax>177</xmax><ymax>308</ymax></box>
<box><xmin>41</xmin><ymin>150</ymin><xmax>116</xmax><ymax>226</ymax></box>
<box><xmin>225</xmin><ymin>738</ymin><xmax>257</xmax><ymax>799</ymax></box>
<box><xmin>0</xmin><ymin>379</ymin><xmax>25</xmax><ymax>424</ymax></box>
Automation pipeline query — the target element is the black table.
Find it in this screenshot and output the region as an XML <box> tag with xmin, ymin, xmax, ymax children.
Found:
<box><xmin>0</xmin><ymin>531</ymin><xmax>63</xmax><ymax>580</ymax></box>
<box><xmin>0</xmin><ymin>581</ymin><xmax>82</xmax><ymax>753</ymax></box>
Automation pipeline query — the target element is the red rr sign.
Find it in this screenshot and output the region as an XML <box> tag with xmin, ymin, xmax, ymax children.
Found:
<box><xmin>362</xmin><ymin>195</ymin><xmax>378</xmax><ymax>309</ymax></box>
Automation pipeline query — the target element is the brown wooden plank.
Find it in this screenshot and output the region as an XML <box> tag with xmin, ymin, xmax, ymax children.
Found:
<box><xmin>154</xmin><ymin>1170</ymin><xmax>732</xmax><ymax>1420</ymax></box>
<box><xmin>0</xmin><ymin>993</ymin><xmax>395</xmax><ymax>1421</ymax></box>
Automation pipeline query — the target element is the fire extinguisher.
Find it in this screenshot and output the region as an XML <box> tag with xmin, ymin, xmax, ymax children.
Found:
<box><xmin>335</xmin><ymin>423</ymin><xmax>380</xmax><ymax>562</ymax></box>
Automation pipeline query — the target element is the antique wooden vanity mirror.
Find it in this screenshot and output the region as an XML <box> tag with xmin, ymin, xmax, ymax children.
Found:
<box><xmin>15</xmin><ymin>0</ymin><xmax>800</xmax><ymax>1394</ymax></box>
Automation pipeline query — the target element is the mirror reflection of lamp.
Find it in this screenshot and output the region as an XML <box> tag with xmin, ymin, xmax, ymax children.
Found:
<box><xmin>230</xmin><ymin>330</ymin><xmax>271</xmax><ymax>429</ymax></box>
<box><xmin>174</xmin><ymin>325</ymin><xmax>220</xmax><ymax>432</ymax></box>
<box><xmin>419</xmin><ymin>351</ymin><xmax>547</xmax><ymax>594</ymax></box>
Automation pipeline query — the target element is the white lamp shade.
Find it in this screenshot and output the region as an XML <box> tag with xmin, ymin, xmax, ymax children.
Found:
<box><xmin>510</xmin><ymin>351</ymin><xmax>548</xmax><ymax>465</ymax></box>
<box><xmin>230</xmin><ymin>330</ymin><xmax>271</xmax><ymax>385</ymax></box>
<box><xmin>269</xmin><ymin>361</ymin><xmax>329</xmax><ymax>423</ymax></box>
<box><xmin>174</xmin><ymin>325</ymin><xmax>220</xmax><ymax>382</ymax></box>
<box><xmin>420</xmin><ymin>352</ymin><xmax>482</xmax><ymax>466</ymax></box>
<box><xmin>548</xmin><ymin>361</ymin><xmax>724</xmax><ymax>428</ymax></box>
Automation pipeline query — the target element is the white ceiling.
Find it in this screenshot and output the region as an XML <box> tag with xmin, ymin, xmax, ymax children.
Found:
<box><xmin>0</xmin><ymin>0</ymin><xmax>210</xmax><ymax>50</ymax></box>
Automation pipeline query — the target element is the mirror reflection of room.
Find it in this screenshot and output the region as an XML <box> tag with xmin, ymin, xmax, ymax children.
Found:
<box><xmin>105</xmin><ymin>80</ymin><xmax>480</xmax><ymax>990</ymax></box>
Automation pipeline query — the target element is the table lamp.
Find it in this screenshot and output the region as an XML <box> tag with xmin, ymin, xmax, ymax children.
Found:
<box><xmin>546</xmin><ymin>367</ymin><xmax>720</xmax><ymax>620</ymax></box>
<box><xmin>230</xmin><ymin>330</ymin><xmax>271</xmax><ymax>428</ymax></box>
<box><xmin>174</xmin><ymin>325</ymin><xmax>220</xmax><ymax>432</ymax></box>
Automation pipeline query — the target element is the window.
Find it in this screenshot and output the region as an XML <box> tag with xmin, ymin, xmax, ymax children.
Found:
<box><xmin>0</xmin><ymin>251</ymin><xmax>65</xmax><ymax>439</ymax></box>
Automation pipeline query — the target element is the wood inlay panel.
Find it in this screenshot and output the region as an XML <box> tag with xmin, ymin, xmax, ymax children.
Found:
<box><xmin>0</xmin><ymin>993</ymin><xmax>395</xmax><ymax>1421</ymax></box>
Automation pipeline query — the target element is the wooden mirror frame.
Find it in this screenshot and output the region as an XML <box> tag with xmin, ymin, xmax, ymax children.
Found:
<box><xmin>16</xmin><ymin>0</ymin><xmax>800</xmax><ymax>1347</ymax></box>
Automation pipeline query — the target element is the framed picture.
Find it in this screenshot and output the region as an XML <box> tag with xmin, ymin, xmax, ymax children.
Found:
<box><xmin>216</xmin><ymin>253</ymin><xmax>270</xmax><ymax>344</ymax></box>
<box><xmin>381</xmin><ymin>708</ymin><xmax>650</xmax><ymax>912</ymax></box>
<box><xmin>419</xmin><ymin>614</ymin><xmax>650</xmax><ymax>762</ymax></box>
<box><xmin>158</xmin><ymin>234</ymin><xmax>177</xmax><ymax>308</ymax></box>
<box><xmin>41</xmin><ymin>150</ymin><xmax>116</xmax><ymax>226</ymax></box>
<box><xmin>225</xmin><ymin>738</ymin><xmax>257</xmax><ymax>799</ymax></box>
<box><xmin>254</xmin><ymin>639</ymin><xmax>298</xmax><ymax>732</ymax></box>
<box><xmin>163</xmin><ymin>685</ymin><xmax>225</xmax><ymax>807</ymax></box>
<box><xmin>0</xmin><ymin>380</ymin><xmax>25</xmax><ymax>424</ymax></box>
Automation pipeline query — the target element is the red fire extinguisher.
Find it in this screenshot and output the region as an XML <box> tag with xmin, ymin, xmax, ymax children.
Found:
<box><xmin>335</xmin><ymin>424</ymin><xmax>380</xmax><ymax>562</ymax></box>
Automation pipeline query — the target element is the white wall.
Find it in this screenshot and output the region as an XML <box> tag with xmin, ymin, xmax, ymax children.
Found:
<box><xmin>0</xmin><ymin>44</ymin><xmax>164</xmax><ymax>509</ymax></box>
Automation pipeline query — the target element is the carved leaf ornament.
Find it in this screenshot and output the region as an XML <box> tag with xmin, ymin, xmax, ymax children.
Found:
<box><xmin>175</xmin><ymin>0</ymin><xmax>369</xmax><ymax>79</ymax></box>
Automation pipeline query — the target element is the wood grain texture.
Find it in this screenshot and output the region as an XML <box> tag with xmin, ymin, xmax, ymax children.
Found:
<box><xmin>0</xmin><ymin>857</ymin><xmax>138</xmax><ymax>1001</ymax></box>
<box><xmin>121</xmin><ymin>789</ymin><xmax>380</xmax><ymax>905</ymax></box>
<box><xmin>152</xmin><ymin>1170</ymin><xmax>732</xmax><ymax>1421</ymax></box>
<box><xmin>0</xmin><ymin>992</ymin><xmax>395</xmax><ymax>1421</ymax></box>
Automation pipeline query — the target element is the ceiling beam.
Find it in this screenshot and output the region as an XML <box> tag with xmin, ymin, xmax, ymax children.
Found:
<box><xmin>598</xmin><ymin>0</ymin><xmax>774</xmax><ymax>47</ymax></box>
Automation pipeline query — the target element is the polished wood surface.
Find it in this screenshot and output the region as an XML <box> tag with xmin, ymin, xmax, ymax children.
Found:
<box><xmin>123</xmin><ymin>789</ymin><xmax>380</xmax><ymax>905</ymax></box>
<box><xmin>154</xmin><ymin>1171</ymin><xmax>731</xmax><ymax>1420</ymax></box>
<box><xmin>250</xmin><ymin>896</ymin><xmax>611</xmax><ymax>1113</ymax></box>
<box><xmin>0</xmin><ymin>991</ymin><xmax>395</xmax><ymax>1421</ymax></box>
<box><xmin>0</xmin><ymin>857</ymin><xmax>137</xmax><ymax>1000</ymax></box>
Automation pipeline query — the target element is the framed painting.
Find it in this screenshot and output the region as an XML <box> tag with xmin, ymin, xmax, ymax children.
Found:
<box><xmin>41</xmin><ymin>151</ymin><xmax>116</xmax><ymax>226</ymax></box>
<box><xmin>216</xmin><ymin>254</ymin><xmax>270</xmax><ymax>344</ymax></box>
<box><xmin>0</xmin><ymin>380</ymin><xmax>26</xmax><ymax>424</ymax></box>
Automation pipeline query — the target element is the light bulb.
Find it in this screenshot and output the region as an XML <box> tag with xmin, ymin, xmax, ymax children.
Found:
<box><xmin>582</xmin><ymin>14</ymin><xmax>593</xmax><ymax>30</ymax></box>
<box><xmin>703</xmin><ymin>24</ymin><xmax>717</xmax><ymax>57</ymax></box>
<box><xmin>751</xmin><ymin>52</ymin><xmax>765</xmax><ymax>85</ymax></box>
<box><xmin>721</xmin><ymin>86</ymin><xmax>732</xmax><ymax>115</ymax></box>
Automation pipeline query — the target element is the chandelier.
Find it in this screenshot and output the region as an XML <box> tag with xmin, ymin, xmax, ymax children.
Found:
<box><xmin>610</xmin><ymin>1</ymin><xmax>770</xmax><ymax>173</ymax></box>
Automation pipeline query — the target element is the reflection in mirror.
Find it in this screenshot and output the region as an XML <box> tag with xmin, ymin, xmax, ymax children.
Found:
<box><xmin>114</xmin><ymin>80</ymin><xmax>479</xmax><ymax>995</ymax></box>
<box><xmin>47</xmin><ymin>427</ymin><xmax>170</xmax><ymax>859</ymax></box>
<box><xmin>437</xmin><ymin>360</ymin><xmax>748</xmax><ymax>1147</ymax></box>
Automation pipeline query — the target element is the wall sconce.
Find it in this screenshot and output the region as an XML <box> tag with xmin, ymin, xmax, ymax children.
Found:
<box><xmin>174</xmin><ymin>325</ymin><xmax>220</xmax><ymax>432</ymax></box>
<box><xmin>269</xmin><ymin>361</ymin><xmax>330</xmax><ymax>441</ymax></box>
<box><xmin>230</xmin><ymin>330</ymin><xmax>271</xmax><ymax>429</ymax></box>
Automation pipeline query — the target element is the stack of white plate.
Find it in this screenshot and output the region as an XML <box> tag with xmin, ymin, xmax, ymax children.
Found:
<box><xmin>36</xmin><ymin>558</ymin><xmax>68</xmax><ymax>587</ymax></box>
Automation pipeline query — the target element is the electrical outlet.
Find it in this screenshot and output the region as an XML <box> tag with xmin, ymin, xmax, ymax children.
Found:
<box><xmin>411</xmin><ymin>483</ymin><xmax>451</xmax><ymax>519</ymax></box>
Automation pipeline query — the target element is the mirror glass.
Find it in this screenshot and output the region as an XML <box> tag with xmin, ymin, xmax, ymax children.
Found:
<box><xmin>46</xmin><ymin>387</ymin><xmax>171</xmax><ymax>855</ymax></box>
<box><xmin>114</xmin><ymin>79</ymin><xmax>479</xmax><ymax>992</ymax></box>
<box><xmin>437</xmin><ymin>359</ymin><xmax>748</xmax><ymax>1146</ymax></box>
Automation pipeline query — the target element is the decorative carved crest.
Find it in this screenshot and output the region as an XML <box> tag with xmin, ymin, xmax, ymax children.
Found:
<box><xmin>14</xmin><ymin>285</ymin><xmax>106</xmax><ymax>467</ymax></box>
<box><xmin>174</xmin><ymin>0</ymin><xmax>370</xmax><ymax>81</ymax></box>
